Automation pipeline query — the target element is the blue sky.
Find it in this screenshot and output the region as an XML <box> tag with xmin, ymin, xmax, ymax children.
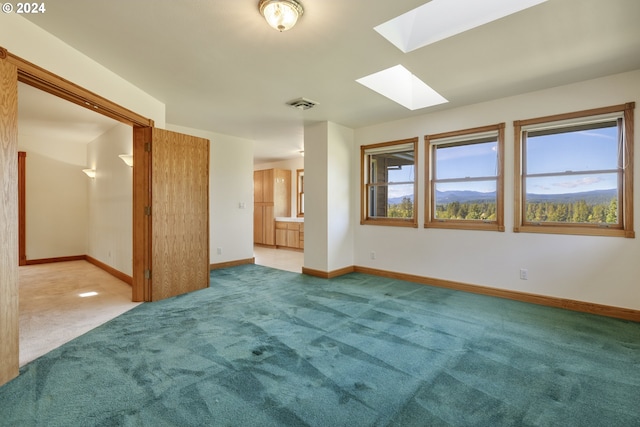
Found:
<box><xmin>524</xmin><ymin>127</ymin><xmax>618</xmax><ymax>194</ymax></box>
<box><xmin>435</xmin><ymin>141</ymin><xmax>497</xmax><ymax>194</ymax></box>
<box><xmin>387</xmin><ymin>165</ymin><xmax>415</xmax><ymax>199</ymax></box>
<box><xmin>385</xmin><ymin>125</ymin><xmax>619</xmax><ymax>199</ymax></box>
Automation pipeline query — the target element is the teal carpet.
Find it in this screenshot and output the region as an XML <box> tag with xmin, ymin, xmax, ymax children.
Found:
<box><xmin>1</xmin><ymin>264</ymin><xmax>639</xmax><ymax>426</ymax></box>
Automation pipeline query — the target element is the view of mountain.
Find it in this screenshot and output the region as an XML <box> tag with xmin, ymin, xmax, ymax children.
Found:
<box><xmin>525</xmin><ymin>189</ymin><xmax>617</xmax><ymax>205</ymax></box>
<box><xmin>388</xmin><ymin>188</ymin><xmax>617</xmax><ymax>205</ymax></box>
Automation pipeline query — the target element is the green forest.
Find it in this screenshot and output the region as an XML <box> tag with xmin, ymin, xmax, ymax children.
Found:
<box><xmin>523</xmin><ymin>197</ymin><xmax>618</xmax><ymax>224</ymax></box>
<box><xmin>388</xmin><ymin>197</ymin><xmax>414</xmax><ymax>218</ymax></box>
<box><xmin>388</xmin><ymin>196</ymin><xmax>619</xmax><ymax>224</ymax></box>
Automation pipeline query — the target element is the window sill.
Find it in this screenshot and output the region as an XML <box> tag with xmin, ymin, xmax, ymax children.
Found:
<box><xmin>425</xmin><ymin>220</ymin><xmax>504</xmax><ymax>232</ymax></box>
<box><xmin>515</xmin><ymin>224</ymin><xmax>633</xmax><ymax>238</ymax></box>
<box><xmin>361</xmin><ymin>218</ymin><xmax>418</xmax><ymax>228</ymax></box>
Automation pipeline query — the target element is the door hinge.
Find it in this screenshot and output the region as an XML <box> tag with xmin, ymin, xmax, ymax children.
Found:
<box><xmin>144</xmin><ymin>206</ymin><xmax>152</xmax><ymax>216</ymax></box>
<box><xmin>144</xmin><ymin>269</ymin><xmax>151</xmax><ymax>280</ymax></box>
<box><xmin>144</xmin><ymin>142</ymin><xmax>151</xmax><ymax>152</ymax></box>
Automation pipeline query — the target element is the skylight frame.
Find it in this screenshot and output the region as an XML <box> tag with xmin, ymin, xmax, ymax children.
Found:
<box><xmin>356</xmin><ymin>65</ymin><xmax>448</xmax><ymax>111</ymax></box>
<box><xmin>375</xmin><ymin>0</ymin><xmax>548</xmax><ymax>53</ymax></box>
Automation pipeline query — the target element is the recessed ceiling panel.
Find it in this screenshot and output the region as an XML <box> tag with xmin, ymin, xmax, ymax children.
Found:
<box><xmin>375</xmin><ymin>0</ymin><xmax>548</xmax><ymax>53</ymax></box>
<box><xmin>356</xmin><ymin>65</ymin><xmax>448</xmax><ymax>111</ymax></box>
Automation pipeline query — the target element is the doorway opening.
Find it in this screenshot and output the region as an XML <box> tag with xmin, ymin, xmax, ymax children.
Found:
<box><xmin>16</xmin><ymin>82</ymin><xmax>141</xmax><ymax>366</ymax></box>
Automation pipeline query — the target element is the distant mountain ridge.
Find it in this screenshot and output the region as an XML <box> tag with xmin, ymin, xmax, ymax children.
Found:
<box><xmin>388</xmin><ymin>188</ymin><xmax>617</xmax><ymax>205</ymax></box>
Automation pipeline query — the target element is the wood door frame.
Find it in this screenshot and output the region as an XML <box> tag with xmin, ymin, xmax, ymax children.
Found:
<box><xmin>0</xmin><ymin>47</ymin><xmax>19</xmax><ymax>386</ymax></box>
<box><xmin>6</xmin><ymin>48</ymin><xmax>153</xmax><ymax>128</ymax></box>
<box><xmin>18</xmin><ymin>151</ymin><xmax>26</xmax><ymax>266</ymax></box>
<box><xmin>3</xmin><ymin>46</ymin><xmax>154</xmax><ymax>302</ymax></box>
<box><xmin>133</xmin><ymin>127</ymin><xmax>152</xmax><ymax>302</ymax></box>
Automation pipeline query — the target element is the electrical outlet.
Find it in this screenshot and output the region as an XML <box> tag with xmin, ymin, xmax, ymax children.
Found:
<box><xmin>370</xmin><ymin>251</ymin><xmax>376</xmax><ymax>260</ymax></box>
<box><xmin>217</xmin><ymin>247</ymin><xmax>222</xmax><ymax>255</ymax></box>
<box><xmin>519</xmin><ymin>268</ymin><xmax>528</xmax><ymax>280</ymax></box>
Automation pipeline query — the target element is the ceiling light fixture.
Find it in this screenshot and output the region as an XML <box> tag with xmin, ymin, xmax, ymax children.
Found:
<box><xmin>259</xmin><ymin>0</ymin><xmax>304</xmax><ymax>32</ymax></box>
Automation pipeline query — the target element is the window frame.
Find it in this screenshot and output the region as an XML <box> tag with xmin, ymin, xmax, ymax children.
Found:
<box><xmin>425</xmin><ymin>123</ymin><xmax>505</xmax><ymax>231</ymax></box>
<box><xmin>361</xmin><ymin>138</ymin><xmax>418</xmax><ymax>228</ymax></box>
<box><xmin>514</xmin><ymin>103</ymin><xmax>635</xmax><ymax>238</ymax></box>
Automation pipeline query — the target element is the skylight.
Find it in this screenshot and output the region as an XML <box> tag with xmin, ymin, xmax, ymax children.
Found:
<box><xmin>356</xmin><ymin>65</ymin><xmax>448</xmax><ymax>111</ymax></box>
<box><xmin>375</xmin><ymin>0</ymin><xmax>548</xmax><ymax>53</ymax></box>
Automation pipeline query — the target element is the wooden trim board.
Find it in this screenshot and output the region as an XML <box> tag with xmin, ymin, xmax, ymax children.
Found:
<box><xmin>301</xmin><ymin>264</ymin><xmax>639</xmax><ymax>322</ymax></box>
<box><xmin>24</xmin><ymin>255</ymin><xmax>133</xmax><ymax>286</ymax></box>
<box><xmin>210</xmin><ymin>258</ymin><xmax>255</xmax><ymax>270</ymax></box>
<box><xmin>5</xmin><ymin>48</ymin><xmax>153</xmax><ymax>127</ymax></box>
<box><xmin>354</xmin><ymin>266</ymin><xmax>640</xmax><ymax>322</ymax></box>
<box><xmin>302</xmin><ymin>266</ymin><xmax>355</xmax><ymax>279</ymax></box>
<box><xmin>25</xmin><ymin>255</ymin><xmax>85</xmax><ymax>265</ymax></box>
<box><xmin>85</xmin><ymin>256</ymin><xmax>133</xmax><ymax>286</ymax></box>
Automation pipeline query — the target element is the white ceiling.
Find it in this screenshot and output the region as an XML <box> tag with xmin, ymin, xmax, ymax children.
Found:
<box><xmin>20</xmin><ymin>0</ymin><xmax>640</xmax><ymax>163</ymax></box>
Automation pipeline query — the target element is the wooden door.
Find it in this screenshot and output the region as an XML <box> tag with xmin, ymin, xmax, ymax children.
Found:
<box><xmin>133</xmin><ymin>127</ymin><xmax>210</xmax><ymax>302</ymax></box>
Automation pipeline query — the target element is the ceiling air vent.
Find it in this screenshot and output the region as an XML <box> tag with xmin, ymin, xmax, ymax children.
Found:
<box><xmin>286</xmin><ymin>97</ymin><xmax>318</xmax><ymax>111</ymax></box>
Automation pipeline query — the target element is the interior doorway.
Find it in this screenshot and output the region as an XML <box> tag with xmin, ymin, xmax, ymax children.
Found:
<box><xmin>16</xmin><ymin>82</ymin><xmax>139</xmax><ymax>367</ymax></box>
<box><xmin>2</xmin><ymin>45</ymin><xmax>210</xmax><ymax>386</ymax></box>
<box><xmin>17</xmin><ymin>82</ymin><xmax>128</xmax><ymax>270</ymax></box>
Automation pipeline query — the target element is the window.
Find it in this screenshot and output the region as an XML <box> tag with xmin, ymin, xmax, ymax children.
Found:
<box><xmin>514</xmin><ymin>103</ymin><xmax>635</xmax><ymax>237</ymax></box>
<box><xmin>296</xmin><ymin>169</ymin><xmax>304</xmax><ymax>217</ymax></box>
<box><xmin>361</xmin><ymin>138</ymin><xmax>418</xmax><ymax>227</ymax></box>
<box><xmin>425</xmin><ymin>124</ymin><xmax>505</xmax><ymax>231</ymax></box>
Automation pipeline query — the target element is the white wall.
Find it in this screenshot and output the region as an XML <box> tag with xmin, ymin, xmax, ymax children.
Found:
<box><xmin>86</xmin><ymin>124</ymin><xmax>133</xmax><ymax>275</ymax></box>
<box><xmin>327</xmin><ymin>122</ymin><xmax>355</xmax><ymax>272</ymax></box>
<box><xmin>167</xmin><ymin>124</ymin><xmax>254</xmax><ymax>265</ymax></box>
<box><xmin>18</xmin><ymin>135</ymin><xmax>88</xmax><ymax>260</ymax></box>
<box><xmin>255</xmin><ymin>156</ymin><xmax>304</xmax><ymax>218</ymax></box>
<box><xmin>303</xmin><ymin>123</ymin><xmax>329</xmax><ymax>271</ymax></box>
<box><xmin>1</xmin><ymin>14</ymin><xmax>167</xmax><ymax>276</ymax></box>
<box><xmin>302</xmin><ymin>122</ymin><xmax>355</xmax><ymax>272</ymax></box>
<box><xmin>354</xmin><ymin>70</ymin><xmax>640</xmax><ymax>310</ymax></box>
<box><xmin>0</xmin><ymin>15</ymin><xmax>165</xmax><ymax>127</ymax></box>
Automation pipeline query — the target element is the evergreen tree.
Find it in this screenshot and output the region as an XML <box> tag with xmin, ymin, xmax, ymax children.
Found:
<box><xmin>606</xmin><ymin>197</ymin><xmax>618</xmax><ymax>224</ymax></box>
<box><xmin>572</xmin><ymin>200</ymin><xmax>589</xmax><ymax>223</ymax></box>
<box><xmin>388</xmin><ymin>197</ymin><xmax>413</xmax><ymax>218</ymax></box>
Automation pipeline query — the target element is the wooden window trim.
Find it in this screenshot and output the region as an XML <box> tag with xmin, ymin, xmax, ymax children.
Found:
<box><xmin>296</xmin><ymin>168</ymin><xmax>304</xmax><ymax>218</ymax></box>
<box><xmin>425</xmin><ymin>123</ymin><xmax>505</xmax><ymax>231</ymax></box>
<box><xmin>513</xmin><ymin>103</ymin><xmax>635</xmax><ymax>238</ymax></box>
<box><xmin>361</xmin><ymin>138</ymin><xmax>418</xmax><ymax>228</ymax></box>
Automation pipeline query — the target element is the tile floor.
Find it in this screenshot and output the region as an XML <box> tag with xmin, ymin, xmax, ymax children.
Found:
<box><xmin>253</xmin><ymin>245</ymin><xmax>304</xmax><ymax>273</ymax></box>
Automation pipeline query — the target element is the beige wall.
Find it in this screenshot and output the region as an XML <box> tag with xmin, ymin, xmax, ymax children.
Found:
<box><xmin>167</xmin><ymin>124</ymin><xmax>255</xmax><ymax>266</ymax></box>
<box><xmin>354</xmin><ymin>70</ymin><xmax>640</xmax><ymax>311</ymax></box>
<box><xmin>18</xmin><ymin>135</ymin><xmax>89</xmax><ymax>260</ymax></box>
<box><xmin>0</xmin><ymin>15</ymin><xmax>165</xmax><ymax>127</ymax></box>
<box><xmin>86</xmin><ymin>123</ymin><xmax>134</xmax><ymax>275</ymax></box>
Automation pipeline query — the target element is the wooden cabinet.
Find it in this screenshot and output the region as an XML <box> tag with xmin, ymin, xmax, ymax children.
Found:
<box><xmin>275</xmin><ymin>221</ymin><xmax>304</xmax><ymax>249</ymax></box>
<box><xmin>254</xmin><ymin>169</ymin><xmax>290</xmax><ymax>246</ymax></box>
<box><xmin>253</xmin><ymin>205</ymin><xmax>274</xmax><ymax>245</ymax></box>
